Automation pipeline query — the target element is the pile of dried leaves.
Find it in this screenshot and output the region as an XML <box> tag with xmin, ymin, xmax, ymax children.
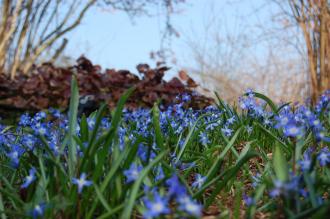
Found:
<box><xmin>0</xmin><ymin>56</ymin><xmax>213</xmax><ymax>115</ymax></box>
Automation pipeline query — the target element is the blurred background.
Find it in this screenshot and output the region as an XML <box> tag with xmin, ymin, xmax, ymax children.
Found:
<box><xmin>1</xmin><ymin>0</ymin><xmax>329</xmax><ymax>104</ymax></box>
<box><xmin>64</xmin><ymin>0</ymin><xmax>310</xmax><ymax>103</ymax></box>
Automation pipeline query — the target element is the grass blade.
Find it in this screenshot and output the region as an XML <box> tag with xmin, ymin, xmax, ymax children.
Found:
<box><xmin>205</xmin><ymin>127</ymin><xmax>242</xmax><ymax>183</ymax></box>
<box><xmin>67</xmin><ymin>75</ymin><xmax>79</xmax><ymax>177</ymax></box>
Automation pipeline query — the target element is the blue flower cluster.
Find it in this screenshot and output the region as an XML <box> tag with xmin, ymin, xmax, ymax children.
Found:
<box><xmin>0</xmin><ymin>90</ymin><xmax>330</xmax><ymax>218</ymax></box>
<box><xmin>142</xmin><ymin>174</ymin><xmax>202</xmax><ymax>218</ymax></box>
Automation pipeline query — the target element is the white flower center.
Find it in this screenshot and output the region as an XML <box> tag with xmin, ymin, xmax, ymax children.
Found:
<box><xmin>185</xmin><ymin>202</ymin><xmax>199</xmax><ymax>214</ymax></box>
<box><xmin>35</xmin><ymin>205</ymin><xmax>42</xmax><ymax>214</ymax></box>
<box><xmin>289</xmin><ymin>127</ymin><xmax>299</xmax><ymax>134</ymax></box>
<box><xmin>152</xmin><ymin>202</ymin><xmax>164</xmax><ymax>212</ymax></box>
<box><xmin>78</xmin><ymin>178</ymin><xmax>86</xmax><ymax>187</ymax></box>
<box><xmin>26</xmin><ymin>175</ymin><xmax>33</xmax><ymax>181</ymax></box>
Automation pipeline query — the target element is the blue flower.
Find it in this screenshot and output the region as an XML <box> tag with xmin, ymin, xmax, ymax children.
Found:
<box><xmin>243</xmin><ymin>194</ymin><xmax>255</xmax><ymax>206</ymax></box>
<box><xmin>32</xmin><ymin>122</ymin><xmax>47</xmax><ymax>136</ymax></box>
<box><xmin>299</xmin><ymin>150</ymin><xmax>312</xmax><ymax>171</ymax></box>
<box><xmin>154</xmin><ymin>166</ymin><xmax>165</xmax><ymax>181</ymax></box>
<box><xmin>246</xmin><ymin>126</ymin><xmax>253</xmax><ymax>134</ymax></box>
<box><xmin>31</xmin><ymin>203</ymin><xmax>46</xmax><ymax>219</ymax></box>
<box><xmin>251</xmin><ymin>173</ymin><xmax>261</xmax><ymax>188</ymax></box>
<box><xmin>21</xmin><ymin>167</ymin><xmax>37</xmax><ymax>188</ymax></box>
<box><xmin>177</xmin><ymin>195</ymin><xmax>202</xmax><ymax>217</ymax></box>
<box><xmin>143</xmin><ymin>193</ymin><xmax>170</xmax><ymax>218</ymax></box>
<box><xmin>34</xmin><ymin>111</ymin><xmax>47</xmax><ymax>121</ymax></box>
<box><xmin>269</xmin><ymin>180</ymin><xmax>284</xmax><ymax>198</ymax></box>
<box><xmin>299</xmin><ymin>188</ymin><xmax>309</xmax><ymax>198</ymax></box>
<box><xmin>19</xmin><ymin>113</ymin><xmax>31</xmax><ymax>126</ymax></box>
<box><xmin>199</xmin><ymin>132</ymin><xmax>210</xmax><ymax>146</ymax></box>
<box><xmin>7</xmin><ymin>145</ymin><xmax>24</xmax><ymax>168</ymax></box>
<box><xmin>49</xmin><ymin>108</ymin><xmax>61</xmax><ymax>118</ymax></box>
<box><xmin>221</xmin><ymin>126</ymin><xmax>233</xmax><ymax>137</ymax></box>
<box><xmin>283</xmin><ymin>123</ymin><xmax>303</xmax><ymax>137</ymax></box>
<box><xmin>263</xmin><ymin>118</ymin><xmax>272</xmax><ymax>126</ymax></box>
<box><xmin>315</xmin><ymin>131</ymin><xmax>330</xmax><ymax>142</ymax></box>
<box><xmin>245</xmin><ymin>88</ymin><xmax>254</xmax><ymax>97</ymax></box>
<box><xmin>317</xmin><ymin>148</ymin><xmax>330</xmax><ymax>166</ymax></box>
<box><xmin>191</xmin><ymin>174</ymin><xmax>206</xmax><ymax>189</ymax></box>
<box><xmin>182</xmin><ymin>93</ymin><xmax>191</xmax><ymax>102</ymax></box>
<box><xmin>21</xmin><ymin>134</ymin><xmax>37</xmax><ymax>150</ymax></box>
<box><xmin>227</xmin><ymin>116</ymin><xmax>236</xmax><ymax>125</ymax></box>
<box><xmin>87</xmin><ymin>117</ymin><xmax>95</xmax><ymax>129</ymax></box>
<box><xmin>72</xmin><ymin>173</ymin><xmax>92</xmax><ymax>194</ymax></box>
<box><xmin>308</xmin><ymin>117</ymin><xmax>323</xmax><ymax>130</ymax></box>
<box><xmin>275</xmin><ymin>114</ymin><xmax>292</xmax><ymax>129</ymax></box>
<box><xmin>124</xmin><ymin>164</ymin><xmax>143</xmax><ymax>183</ymax></box>
<box><xmin>166</xmin><ymin>175</ymin><xmax>186</xmax><ymax>197</ymax></box>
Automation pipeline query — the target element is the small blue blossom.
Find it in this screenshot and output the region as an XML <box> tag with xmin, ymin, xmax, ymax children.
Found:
<box><xmin>182</xmin><ymin>93</ymin><xmax>191</xmax><ymax>102</ymax></box>
<box><xmin>154</xmin><ymin>166</ymin><xmax>165</xmax><ymax>181</ymax></box>
<box><xmin>199</xmin><ymin>132</ymin><xmax>210</xmax><ymax>146</ymax></box>
<box><xmin>72</xmin><ymin>173</ymin><xmax>92</xmax><ymax>194</ymax></box>
<box><xmin>7</xmin><ymin>145</ymin><xmax>24</xmax><ymax>168</ymax></box>
<box><xmin>269</xmin><ymin>180</ymin><xmax>284</xmax><ymax>198</ymax></box>
<box><xmin>308</xmin><ymin>117</ymin><xmax>323</xmax><ymax>130</ymax></box>
<box><xmin>177</xmin><ymin>195</ymin><xmax>202</xmax><ymax>217</ymax></box>
<box><xmin>191</xmin><ymin>174</ymin><xmax>206</xmax><ymax>189</ymax></box>
<box><xmin>34</xmin><ymin>111</ymin><xmax>47</xmax><ymax>121</ymax></box>
<box><xmin>49</xmin><ymin>108</ymin><xmax>61</xmax><ymax>118</ymax></box>
<box><xmin>252</xmin><ymin>173</ymin><xmax>261</xmax><ymax>188</ymax></box>
<box><xmin>283</xmin><ymin>123</ymin><xmax>304</xmax><ymax>137</ymax></box>
<box><xmin>227</xmin><ymin>116</ymin><xmax>236</xmax><ymax>125</ymax></box>
<box><xmin>299</xmin><ymin>188</ymin><xmax>309</xmax><ymax>198</ymax></box>
<box><xmin>316</xmin><ymin>131</ymin><xmax>330</xmax><ymax>142</ymax></box>
<box><xmin>19</xmin><ymin>113</ymin><xmax>31</xmax><ymax>126</ymax></box>
<box><xmin>246</xmin><ymin>125</ymin><xmax>253</xmax><ymax>134</ymax></box>
<box><xmin>143</xmin><ymin>193</ymin><xmax>170</xmax><ymax>218</ymax></box>
<box><xmin>87</xmin><ymin>117</ymin><xmax>95</xmax><ymax>129</ymax></box>
<box><xmin>317</xmin><ymin>148</ymin><xmax>330</xmax><ymax>166</ymax></box>
<box><xmin>124</xmin><ymin>164</ymin><xmax>143</xmax><ymax>183</ymax></box>
<box><xmin>243</xmin><ymin>194</ymin><xmax>255</xmax><ymax>206</ymax></box>
<box><xmin>299</xmin><ymin>150</ymin><xmax>312</xmax><ymax>171</ymax></box>
<box><xmin>221</xmin><ymin>126</ymin><xmax>233</xmax><ymax>137</ymax></box>
<box><xmin>21</xmin><ymin>167</ymin><xmax>37</xmax><ymax>188</ymax></box>
<box><xmin>166</xmin><ymin>174</ymin><xmax>186</xmax><ymax>197</ymax></box>
<box><xmin>31</xmin><ymin>203</ymin><xmax>46</xmax><ymax>219</ymax></box>
<box><xmin>275</xmin><ymin>114</ymin><xmax>292</xmax><ymax>129</ymax></box>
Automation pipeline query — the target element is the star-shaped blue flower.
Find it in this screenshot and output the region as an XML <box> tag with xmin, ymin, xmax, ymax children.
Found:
<box><xmin>72</xmin><ymin>173</ymin><xmax>92</xmax><ymax>194</ymax></box>
<box><xmin>21</xmin><ymin>167</ymin><xmax>37</xmax><ymax>188</ymax></box>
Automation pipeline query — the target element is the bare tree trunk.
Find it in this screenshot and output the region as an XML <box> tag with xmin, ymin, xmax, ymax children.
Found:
<box><xmin>289</xmin><ymin>0</ymin><xmax>330</xmax><ymax>103</ymax></box>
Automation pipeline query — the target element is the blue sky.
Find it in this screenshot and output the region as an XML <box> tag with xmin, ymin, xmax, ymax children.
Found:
<box><xmin>64</xmin><ymin>0</ymin><xmax>275</xmax><ymax>75</ymax></box>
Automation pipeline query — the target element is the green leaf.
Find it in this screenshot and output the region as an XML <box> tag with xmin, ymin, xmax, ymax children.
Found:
<box><xmin>176</xmin><ymin>113</ymin><xmax>211</xmax><ymax>162</ymax></box>
<box><xmin>204</xmin><ymin>151</ymin><xmax>259</xmax><ymax>207</ymax></box>
<box><xmin>256</xmin><ymin>122</ymin><xmax>290</xmax><ymax>154</ymax></box>
<box><xmin>93</xmin><ymin>184</ymin><xmax>112</xmax><ymax>212</ymax></box>
<box><xmin>303</xmin><ymin>172</ymin><xmax>318</xmax><ymax>208</ymax></box>
<box><xmin>86</xmin><ymin>146</ymin><xmax>131</xmax><ymax>219</ymax></box>
<box><xmin>152</xmin><ymin>104</ymin><xmax>164</xmax><ymax>150</ymax></box>
<box><xmin>233</xmin><ymin>181</ymin><xmax>243</xmax><ymax>219</ymax></box>
<box><xmin>252</xmin><ymin>92</ymin><xmax>278</xmax><ymax>114</ymax></box>
<box><xmin>80</xmin><ymin>104</ymin><xmax>107</xmax><ymax>171</ymax></box>
<box><xmin>67</xmin><ymin>75</ymin><xmax>79</xmax><ymax>177</ymax></box>
<box><xmin>273</xmin><ymin>142</ymin><xmax>288</xmax><ymax>182</ymax></box>
<box><xmin>248</xmin><ymin>184</ymin><xmax>266</xmax><ymax>218</ymax></box>
<box><xmin>0</xmin><ymin>191</ymin><xmax>6</xmax><ymax>219</ymax></box>
<box><xmin>80</xmin><ymin>114</ymin><xmax>89</xmax><ymax>143</ymax></box>
<box><xmin>205</xmin><ymin>128</ymin><xmax>242</xmax><ymax>183</ymax></box>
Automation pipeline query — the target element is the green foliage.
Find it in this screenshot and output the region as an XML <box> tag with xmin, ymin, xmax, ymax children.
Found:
<box><xmin>0</xmin><ymin>86</ymin><xmax>330</xmax><ymax>218</ymax></box>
